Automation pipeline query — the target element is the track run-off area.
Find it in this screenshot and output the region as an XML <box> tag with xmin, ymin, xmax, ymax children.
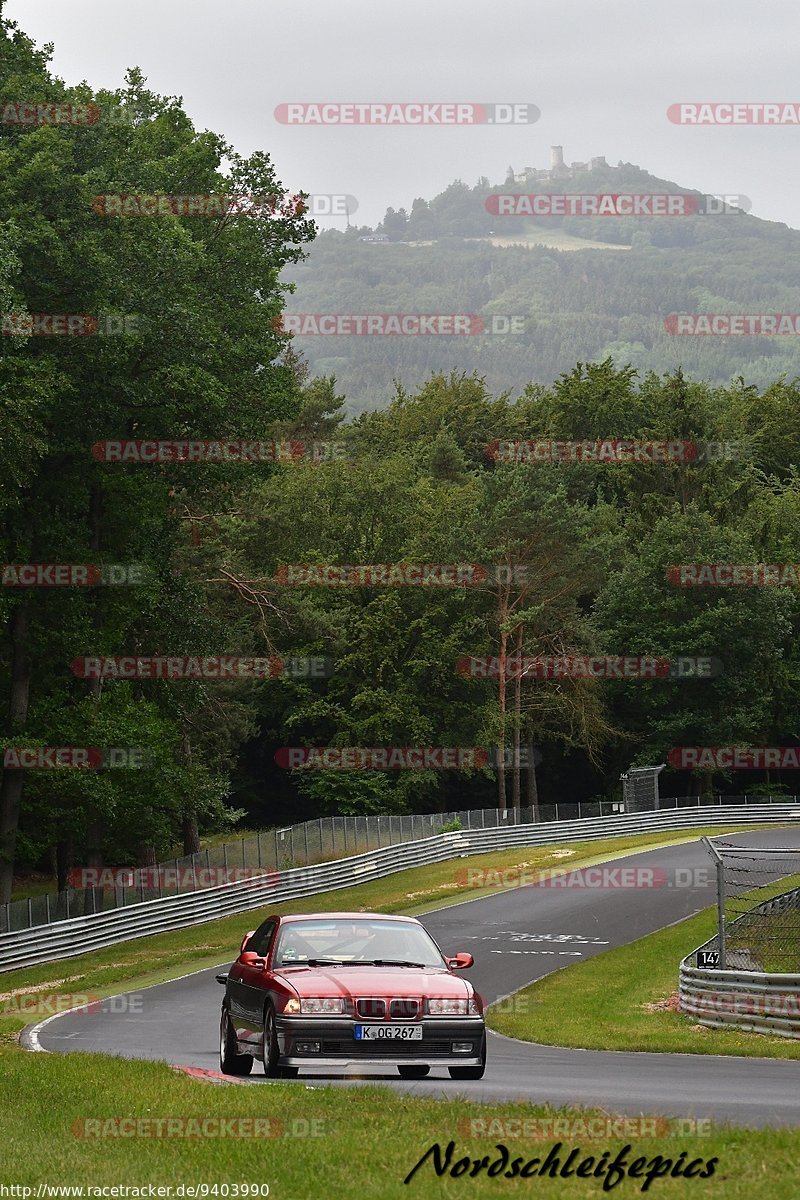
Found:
<box><xmin>25</xmin><ymin>828</ymin><xmax>800</xmax><ymax>1129</ymax></box>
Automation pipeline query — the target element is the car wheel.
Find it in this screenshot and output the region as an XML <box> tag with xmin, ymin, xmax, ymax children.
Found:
<box><xmin>397</xmin><ymin>1065</ymin><xmax>430</xmax><ymax>1079</ymax></box>
<box><xmin>261</xmin><ymin>1004</ymin><xmax>298</xmax><ymax>1078</ymax></box>
<box><xmin>219</xmin><ymin>1010</ymin><xmax>252</xmax><ymax>1076</ymax></box>
<box><xmin>448</xmin><ymin>1033</ymin><xmax>486</xmax><ymax>1080</ymax></box>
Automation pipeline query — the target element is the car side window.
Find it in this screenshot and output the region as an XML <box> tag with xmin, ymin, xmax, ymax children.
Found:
<box><xmin>249</xmin><ymin>919</ymin><xmax>277</xmax><ymax>957</ymax></box>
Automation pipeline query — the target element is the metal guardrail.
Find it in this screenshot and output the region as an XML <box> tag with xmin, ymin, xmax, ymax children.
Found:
<box><xmin>4</xmin><ymin>793</ymin><xmax>792</xmax><ymax>935</ymax></box>
<box><xmin>2</xmin><ymin>803</ymin><xmax>798</xmax><ymax>974</ymax></box>
<box><xmin>679</xmin><ymin>883</ymin><xmax>800</xmax><ymax>1039</ymax></box>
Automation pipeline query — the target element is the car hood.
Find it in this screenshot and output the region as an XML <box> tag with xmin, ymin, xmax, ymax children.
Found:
<box><xmin>273</xmin><ymin>965</ymin><xmax>472</xmax><ymax>1000</ymax></box>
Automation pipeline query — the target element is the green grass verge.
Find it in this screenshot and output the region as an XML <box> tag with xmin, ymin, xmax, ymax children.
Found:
<box><xmin>486</xmin><ymin>907</ymin><xmax>800</xmax><ymax>1059</ymax></box>
<box><xmin>0</xmin><ymin>1043</ymin><xmax>799</xmax><ymax>1195</ymax></box>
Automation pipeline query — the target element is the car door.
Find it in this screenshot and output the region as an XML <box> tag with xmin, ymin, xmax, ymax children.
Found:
<box><xmin>229</xmin><ymin>918</ymin><xmax>277</xmax><ymax>1045</ymax></box>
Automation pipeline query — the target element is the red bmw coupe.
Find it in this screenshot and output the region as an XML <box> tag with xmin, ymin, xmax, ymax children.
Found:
<box><xmin>216</xmin><ymin>911</ymin><xmax>486</xmax><ymax>1079</ymax></box>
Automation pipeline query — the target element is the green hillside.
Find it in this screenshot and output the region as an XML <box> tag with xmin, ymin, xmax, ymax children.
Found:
<box><xmin>283</xmin><ymin>163</ymin><xmax>800</xmax><ymax>414</ymax></box>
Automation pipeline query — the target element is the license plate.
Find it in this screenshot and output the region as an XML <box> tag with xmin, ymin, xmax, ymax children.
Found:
<box><xmin>354</xmin><ymin>1024</ymin><xmax>423</xmax><ymax>1041</ymax></box>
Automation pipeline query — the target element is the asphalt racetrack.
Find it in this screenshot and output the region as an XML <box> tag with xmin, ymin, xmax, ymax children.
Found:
<box><xmin>28</xmin><ymin>828</ymin><xmax>800</xmax><ymax>1127</ymax></box>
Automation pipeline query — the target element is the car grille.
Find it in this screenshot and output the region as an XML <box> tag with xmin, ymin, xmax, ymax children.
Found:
<box><xmin>356</xmin><ymin>998</ymin><xmax>385</xmax><ymax>1019</ymax></box>
<box><xmin>389</xmin><ymin>999</ymin><xmax>419</xmax><ymax>1019</ymax></box>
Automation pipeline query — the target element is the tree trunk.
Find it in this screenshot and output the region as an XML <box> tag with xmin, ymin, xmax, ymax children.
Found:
<box><xmin>511</xmin><ymin>628</ymin><xmax>523</xmax><ymax>817</ymax></box>
<box><xmin>526</xmin><ymin>740</ymin><xmax>540</xmax><ymax>821</ymax></box>
<box><xmin>497</xmin><ymin>627</ymin><xmax>508</xmax><ymax>812</ymax></box>
<box><xmin>0</xmin><ymin>603</ymin><xmax>32</xmax><ymax>914</ymax></box>
<box><xmin>182</xmin><ymin>813</ymin><xmax>200</xmax><ymax>856</ymax></box>
<box><xmin>180</xmin><ymin>735</ymin><xmax>200</xmax><ymax>854</ymax></box>
<box><xmin>56</xmin><ymin>837</ymin><xmax>73</xmax><ymax>894</ymax></box>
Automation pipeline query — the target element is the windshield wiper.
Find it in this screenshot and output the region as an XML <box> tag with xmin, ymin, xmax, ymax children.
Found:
<box><xmin>369</xmin><ymin>959</ymin><xmax>428</xmax><ymax>968</ymax></box>
<box><xmin>279</xmin><ymin>958</ymin><xmax>345</xmax><ymax>967</ymax></box>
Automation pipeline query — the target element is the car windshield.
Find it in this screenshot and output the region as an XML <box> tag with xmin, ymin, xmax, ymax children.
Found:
<box><xmin>273</xmin><ymin>918</ymin><xmax>445</xmax><ymax>967</ymax></box>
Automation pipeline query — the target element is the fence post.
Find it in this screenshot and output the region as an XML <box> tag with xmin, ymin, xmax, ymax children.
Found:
<box><xmin>65</xmin><ymin>889</ymin><xmax>70</xmax><ymax>920</ymax></box>
<box><xmin>223</xmin><ymin>843</ymin><xmax>228</xmax><ymax>872</ymax></box>
<box><xmin>344</xmin><ymin>818</ymin><xmax>348</xmax><ymax>853</ymax></box>
<box><xmin>274</xmin><ymin>828</ymin><xmax>279</xmax><ymax>869</ymax></box>
<box><xmin>27</xmin><ymin>897</ymin><xmax>32</xmax><ymax>929</ymax></box>
<box><xmin>242</xmin><ymin>837</ymin><xmax>246</xmax><ymax>868</ymax></box>
<box><xmin>290</xmin><ymin>825</ymin><xmax>295</xmax><ymax>865</ymax></box>
<box><xmin>555</xmin><ymin>803</ymin><xmax>560</xmax><ymax>822</ymax></box>
<box><xmin>45</xmin><ymin>892</ymin><xmax>51</xmax><ymax>925</ymax></box>
<box><xmin>702</xmin><ymin>836</ymin><xmax>727</xmax><ymax>969</ymax></box>
<box><xmin>257</xmin><ymin>831</ymin><xmax>262</xmax><ymax>869</ymax></box>
<box><xmin>303</xmin><ymin>823</ymin><xmax>309</xmax><ymax>866</ymax></box>
<box><xmin>319</xmin><ymin>818</ymin><xmax>324</xmax><ymax>858</ymax></box>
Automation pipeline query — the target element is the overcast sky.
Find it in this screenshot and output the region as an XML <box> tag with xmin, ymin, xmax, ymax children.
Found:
<box><xmin>7</xmin><ymin>0</ymin><xmax>799</xmax><ymax>231</ymax></box>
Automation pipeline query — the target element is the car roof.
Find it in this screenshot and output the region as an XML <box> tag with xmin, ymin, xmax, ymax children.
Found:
<box><xmin>271</xmin><ymin>912</ymin><xmax>421</xmax><ymax>924</ymax></box>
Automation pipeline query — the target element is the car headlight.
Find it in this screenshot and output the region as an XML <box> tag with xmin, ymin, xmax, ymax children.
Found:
<box><xmin>427</xmin><ymin>997</ymin><xmax>481</xmax><ymax>1016</ymax></box>
<box><xmin>295</xmin><ymin>997</ymin><xmax>346</xmax><ymax>1015</ymax></box>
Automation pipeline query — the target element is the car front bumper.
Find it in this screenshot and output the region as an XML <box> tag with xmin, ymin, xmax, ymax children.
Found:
<box><xmin>275</xmin><ymin>1016</ymin><xmax>486</xmax><ymax>1068</ymax></box>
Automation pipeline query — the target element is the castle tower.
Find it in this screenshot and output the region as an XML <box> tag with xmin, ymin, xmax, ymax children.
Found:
<box><xmin>550</xmin><ymin>145</ymin><xmax>564</xmax><ymax>170</ymax></box>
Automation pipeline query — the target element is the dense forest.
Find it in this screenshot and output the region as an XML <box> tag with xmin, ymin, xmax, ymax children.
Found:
<box><xmin>2</xmin><ymin>12</ymin><xmax>800</xmax><ymax>896</ymax></box>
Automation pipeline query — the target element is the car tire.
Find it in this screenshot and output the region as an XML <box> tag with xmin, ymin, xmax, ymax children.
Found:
<box><xmin>219</xmin><ymin>1010</ymin><xmax>253</xmax><ymax>1076</ymax></box>
<box><xmin>448</xmin><ymin>1033</ymin><xmax>486</xmax><ymax>1080</ymax></box>
<box><xmin>397</xmin><ymin>1065</ymin><xmax>430</xmax><ymax>1079</ymax></box>
<box><xmin>261</xmin><ymin>1004</ymin><xmax>298</xmax><ymax>1078</ymax></box>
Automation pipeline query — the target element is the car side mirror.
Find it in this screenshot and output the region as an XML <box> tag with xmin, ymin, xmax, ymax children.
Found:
<box><xmin>240</xmin><ymin>930</ymin><xmax>256</xmax><ymax>955</ymax></box>
<box><xmin>448</xmin><ymin>952</ymin><xmax>474</xmax><ymax>970</ymax></box>
<box><xmin>239</xmin><ymin>951</ymin><xmax>266</xmax><ymax>971</ymax></box>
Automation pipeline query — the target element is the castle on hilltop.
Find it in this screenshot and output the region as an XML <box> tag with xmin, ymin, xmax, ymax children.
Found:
<box><xmin>510</xmin><ymin>146</ymin><xmax>608</xmax><ymax>185</ymax></box>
